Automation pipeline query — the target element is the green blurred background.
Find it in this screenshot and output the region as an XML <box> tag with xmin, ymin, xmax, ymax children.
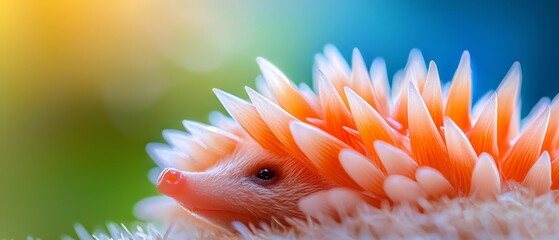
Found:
<box><xmin>0</xmin><ymin>0</ymin><xmax>558</xmax><ymax>238</ymax></box>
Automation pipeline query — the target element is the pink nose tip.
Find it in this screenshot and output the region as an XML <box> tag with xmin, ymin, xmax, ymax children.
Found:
<box><xmin>157</xmin><ymin>168</ymin><xmax>187</xmax><ymax>198</ymax></box>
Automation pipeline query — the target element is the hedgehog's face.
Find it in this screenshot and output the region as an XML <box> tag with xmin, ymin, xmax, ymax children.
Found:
<box><xmin>157</xmin><ymin>143</ymin><xmax>334</xmax><ymax>229</ymax></box>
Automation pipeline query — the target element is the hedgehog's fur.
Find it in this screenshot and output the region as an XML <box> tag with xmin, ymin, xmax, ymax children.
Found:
<box><xmin>94</xmin><ymin>189</ymin><xmax>559</xmax><ymax>239</ymax></box>
<box><xmin>137</xmin><ymin>45</ymin><xmax>559</xmax><ymax>238</ymax></box>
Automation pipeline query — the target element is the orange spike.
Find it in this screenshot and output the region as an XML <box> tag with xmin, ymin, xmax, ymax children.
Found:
<box><xmin>245</xmin><ymin>87</ymin><xmax>310</xmax><ymax>163</ymax></box>
<box><xmin>182</xmin><ymin>120</ymin><xmax>239</xmax><ymax>156</ymax></box>
<box><xmin>522</xmin><ymin>152</ymin><xmax>551</xmax><ymax>195</ymax></box>
<box><xmin>408</xmin><ymin>83</ymin><xmax>448</xmax><ymax>170</ymax></box>
<box><xmin>290</xmin><ymin>122</ymin><xmax>360</xmax><ymax>189</ymax></box>
<box><xmin>208</xmin><ymin>111</ymin><xmax>246</xmax><ymax>137</ymax></box>
<box><xmin>543</xmin><ymin>96</ymin><xmax>559</xmax><ymax>157</ymax></box>
<box><xmin>146</xmin><ymin>143</ymin><xmax>201</xmax><ymax>171</ymax></box>
<box><xmin>444</xmin><ymin>118</ymin><xmax>477</xmax><ymax>193</ymax></box>
<box><xmin>415</xmin><ymin>167</ymin><xmax>455</xmax><ymax>198</ymax></box>
<box><xmin>471</xmin><ymin>91</ymin><xmax>494</xmax><ymax>122</ymax></box>
<box><xmin>445</xmin><ymin>51</ymin><xmax>472</xmax><ymax>130</ymax></box>
<box><xmin>496</xmin><ymin>62</ymin><xmax>522</xmax><ymax>152</ymax></box>
<box><xmin>501</xmin><ymin>107</ymin><xmax>550</xmax><ymax>182</ymax></box>
<box><xmin>370</xmin><ymin>58</ymin><xmax>391</xmax><ymax>116</ymax></box>
<box><xmin>254</xmin><ymin>75</ymin><xmax>277</xmax><ymax>103</ymax></box>
<box><xmin>422</xmin><ymin>61</ymin><xmax>444</xmax><ymax>128</ymax></box>
<box><xmin>257</xmin><ymin>57</ymin><xmax>320</xmax><ymax>121</ymax></box>
<box><xmin>298</xmin><ymin>82</ymin><xmax>323</xmax><ymax>114</ymax></box>
<box><xmin>317</xmin><ymin>74</ymin><xmax>356</xmax><ymax>145</ymax></box>
<box><xmin>551</xmin><ymin>156</ymin><xmax>559</xmax><ymax>189</ymax></box>
<box><xmin>374</xmin><ymin>141</ymin><xmax>418</xmax><ymax>178</ymax></box>
<box><xmin>339</xmin><ymin>149</ymin><xmax>385</xmax><ymax>197</ymax></box>
<box><xmin>213</xmin><ymin>89</ymin><xmax>286</xmax><ymax>155</ymax></box>
<box><xmin>322</xmin><ymin>45</ymin><xmax>351</xmax><ymax>99</ymax></box>
<box><xmin>345</xmin><ymin>87</ymin><xmax>402</xmax><ymax>163</ymax></box>
<box><xmin>391</xmin><ymin>69</ymin><xmax>405</xmax><ymax>105</ymax></box>
<box><xmin>350</xmin><ymin>48</ymin><xmax>377</xmax><ymax>110</ymax></box>
<box><xmin>403</xmin><ymin>49</ymin><xmax>427</xmax><ymax>93</ymax></box>
<box><xmin>467</xmin><ymin>94</ymin><xmax>499</xmax><ymax>159</ymax></box>
<box><xmin>470</xmin><ymin>153</ymin><xmax>501</xmax><ymax>199</ymax></box>
<box><xmin>391</xmin><ymin>83</ymin><xmax>410</xmax><ymax>130</ymax></box>
<box><xmin>383</xmin><ymin>175</ymin><xmax>425</xmax><ymax>204</ymax></box>
<box><xmin>161</xmin><ymin>132</ymin><xmax>219</xmax><ymax>170</ymax></box>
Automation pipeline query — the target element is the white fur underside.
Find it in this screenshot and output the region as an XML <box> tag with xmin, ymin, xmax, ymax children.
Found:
<box><xmin>88</xmin><ymin>188</ymin><xmax>559</xmax><ymax>239</ymax></box>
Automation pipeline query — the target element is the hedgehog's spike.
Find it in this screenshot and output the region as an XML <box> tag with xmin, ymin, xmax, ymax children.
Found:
<box><xmin>323</xmin><ymin>45</ymin><xmax>351</xmax><ymax>97</ymax></box>
<box><xmin>146</xmin><ymin>143</ymin><xmax>201</xmax><ymax>171</ymax></box>
<box><xmin>522</xmin><ymin>151</ymin><xmax>551</xmax><ymax>195</ymax></box>
<box><xmin>256</xmin><ymin>57</ymin><xmax>320</xmax><ymax>121</ymax></box>
<box><xmin>255</xmin><ymin>75</ymin><xmax>277</xmax><ymax>103</ymax></box>
<box><xmin>298</xmin><ymin>82</ymin><xmax>323</xmax><ymax>114</ymax></box>
<box><xmin>345</xmin><ymin>87</ymin><xmax>402</xmax><ymax>164</ymax></box>
<box><xmin>415</xmin><ymin>167</ymin><xmax>455</xmax><ymax>198</ymax></box>
<box><xmin>374</xmin><ymin>141</ymin><xmax>417</xmax><ymax>178</ymax></box>
<box><xmin>162</xmin><ymin>131</ymin><xmax>219</xmax><ymax>170</ymax></box>
<box><xmin>383</xmin><ymin>175</ymin><xmax>425</xmax><ymax>204</ymax></box>
<box><xmin>370</xmin><ymin>57</ymin><xmax>391</xmax><ymax>116</ymax></box>
<box><xmin>444</xmin><ymin>118</ymin><xmax>477</xmax><ymax>193</ymax></box>
<box><xmin>468</xmin><ymin>94</ymin><xmax>499</xmax><ymax>159</ymax></box>
<box><xmin>470</xmin><ymin>153</ymin><xmax>501</xmax><ymax>199</ymax></box>
<box><xmin>472</xmin><ymin>91</ymin><xmax>494</xmax><ymax>122</ymax></box>
<box><xmin>290</xmin><ymin>121</ymin><xmax>360</xmax><ymax>189</ymax></box>
<box><xmin>213</xmin><ymin>89</ymin><xmax>286</xmax><ymax>155</ymax></box>
<box><xmin>422</xmin><ymin>61</ymin><xmax>444</xmax><ymax>128</ymax></box>
<box><xmin>208</xmin><ymin>111</ymin><xmax>244</xmax><ymax>136</ymax></box>
<box><xmin>543</xmin><ymin>96</ymin><xmax>559</xmax><ymax>158</ymax></box>
<box><xmin>317</xmin><ymin>74</ymin><xmax>356</xmax><ymax>145</ymax></box>
<box><xmin>551</xmin><ymin>156</ymin><xmax>559</xmax><ymax>189</ymax></box>
<box><xmin>404</xmin><ymin>49</ymin><xmax>427</xmax><ymax>93</ymax></box>
<box><xmin>497</xmin><ymin>62</ymin><xmax>522</xmax><ymax>151</ymax></box>
<box><xmin>246</xmin><ymin>87</ymin><xmax>309</xmax><ymax>162</ymax></box>
<box><xmin>391</xmin><ymin>76</ymin><xmax>410</xmax><ymax>130</ymax></box>
<box><xmin>339</xmin><ymin>149</ymin><xmax>385</xmax><ymax>197</ymax></box>
<box><xmin>408</xmin><ymin>83</ymin><xmax>448</xmax><ymax>170</ymax></box>
<box><xmin>182</xmin><ymin>120</ymin><xmax>239</xmax><ymax>156</ymax></box>
<box><xmin>501</xmin><ymin>107</ymin><xmax>549</xmax><ymax>182</ymax></box>
<box><xmin>350</xmin><ymin>48</ymin><xmax>377</xmax><ymax>110</ymax></box>
<box><xmin>445</xmin><ymin>51</ymin><xmax>472</xmax><ymax>130</ymax></box>
<box><xmin>391</xmin><ymin>69</ymin><xmax>405</xmax><ymax>105</ymax></box>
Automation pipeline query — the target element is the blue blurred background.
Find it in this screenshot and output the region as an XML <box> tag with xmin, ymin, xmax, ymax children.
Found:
<box><xmin>0</xmin><ymin>0</ymin><xmax>558</xmax><ymax>238</ymax></box>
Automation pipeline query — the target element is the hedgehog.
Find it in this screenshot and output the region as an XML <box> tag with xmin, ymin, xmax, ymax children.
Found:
<box><xmin>134</xmin><ymin>45</ymin><xmax>559</xmax><ymax>238</ymax></box>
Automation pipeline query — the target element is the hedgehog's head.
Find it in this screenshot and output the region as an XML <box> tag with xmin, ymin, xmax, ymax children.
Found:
<box><xmin>156</xmin><ymin>142</ymin><xmax>334</xmax><ymax>228</ymax></box>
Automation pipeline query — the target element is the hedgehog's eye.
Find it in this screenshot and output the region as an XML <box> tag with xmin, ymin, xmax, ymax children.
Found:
<box><xmin>256</xmin><ymin>168</ymin><xmax>275</xmax><ymax>180</ymax></box>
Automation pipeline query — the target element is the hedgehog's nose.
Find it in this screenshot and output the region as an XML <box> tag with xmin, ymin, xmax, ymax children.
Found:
<box><xmin>157</xmin><ymin>168</ymin><xmax>187</xmax><ymax>199</ymax></box>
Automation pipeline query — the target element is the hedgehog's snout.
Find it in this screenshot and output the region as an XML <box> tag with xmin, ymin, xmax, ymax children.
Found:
<box><xmin>157</xmin><ymin>168</ymin><xmax>187</xmax><ymax>200</ymax></box>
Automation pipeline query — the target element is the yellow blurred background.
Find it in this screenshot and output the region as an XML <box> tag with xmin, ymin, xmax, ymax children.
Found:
<box><xmin>0</xmin><ymin>0</ymin><xmax>261</xmax><ymax>238</ymax></box>
<box><xmin>1</xmin><ymin>0</ymin><xmax>558</xmax><ymax>238</ymax></box>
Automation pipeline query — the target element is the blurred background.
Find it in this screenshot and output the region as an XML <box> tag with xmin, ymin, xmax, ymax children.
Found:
<box><xmin>1</xmin><ymin>0</ymin><xmax>558</xmax><ymax>238</ymax></box>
